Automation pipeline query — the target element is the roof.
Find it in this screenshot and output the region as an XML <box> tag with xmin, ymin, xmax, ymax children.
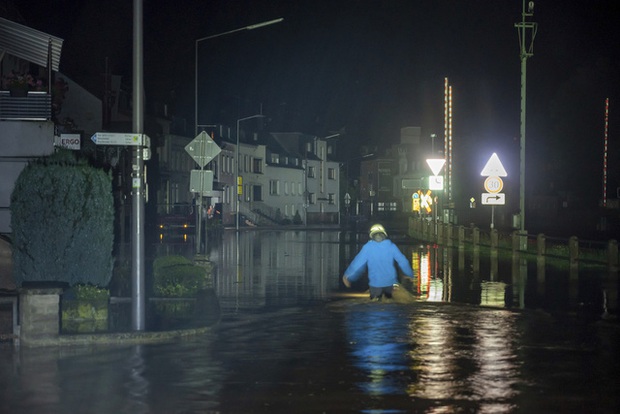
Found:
<box><xmin>0</xmin><ymin>16</ymin><xmax>63</xmax><ymax>71</ymax></box>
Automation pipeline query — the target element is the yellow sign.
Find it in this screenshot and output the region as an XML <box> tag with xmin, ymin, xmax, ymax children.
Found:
<box><xmin>412</xmin><ymin>192</ymin><xmax>420</xmax><ymax>212</ymax></box>
<box><xmin>412</xmin><ymin>190</ymin><xmax>432</xmax><ymax>213</ymax></box>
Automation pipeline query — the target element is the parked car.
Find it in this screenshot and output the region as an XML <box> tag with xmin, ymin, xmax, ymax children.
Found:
<box><xmin>157</xmin><ymin>203</ymin><xmax>195</xmax><ymax>232</ymax></box>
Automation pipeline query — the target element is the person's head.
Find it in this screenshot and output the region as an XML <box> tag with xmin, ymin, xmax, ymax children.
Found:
<box><xmin>369</xmin><ymin>223</ymin><xmax>387</xmax><ymax>242</ymax></box>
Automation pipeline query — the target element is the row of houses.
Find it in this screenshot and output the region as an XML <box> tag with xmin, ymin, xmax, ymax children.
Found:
<box><xmin>156</xmin><ymin>126</ymin><xmax>342</xmax><ymax>227</ymax></box>
<box><xmin>1</xmin><ymin>16</ymin><xmax>438</xmax><ymax>237</ymax></box>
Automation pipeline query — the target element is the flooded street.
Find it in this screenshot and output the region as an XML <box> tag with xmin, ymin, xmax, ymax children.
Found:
<box><xmin>2</xmin><ymin>229</ymin><xmax>620</xmax><ymax>413</ymax></box>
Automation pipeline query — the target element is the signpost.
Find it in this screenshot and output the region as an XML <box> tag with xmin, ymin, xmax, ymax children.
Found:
<box><xmin>480</xmin><ymin>153</ymin><xmax>507</xmax><ymax>229</ymax></box>
<box><xmin>185</xmin><ymin>131</ymin><xmax>221</xmax><ymax>254</ymax></box>
<box><xmin>91</xmin><ymin>135</ymin><xmax>153</xmax><ymax>332</ymax></box>
<box><xmin>426</xmin><ymin>158</ymin><xmax>446</xmax><ymax>232</ymax></box>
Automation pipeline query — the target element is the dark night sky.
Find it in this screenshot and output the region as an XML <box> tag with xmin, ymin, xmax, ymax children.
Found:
<box><xmin>9</xmin><ymin>0</ymin><xmax>620</xmax><ymax>207</ymax></box>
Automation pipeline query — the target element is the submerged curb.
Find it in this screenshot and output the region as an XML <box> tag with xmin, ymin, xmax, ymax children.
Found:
<box><xmin>18</xmin><ymin>325</ymin><xmax>216</xmax><ymax>348</ymax></box>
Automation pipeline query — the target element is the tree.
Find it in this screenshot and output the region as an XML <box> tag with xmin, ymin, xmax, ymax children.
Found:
<box><xmin>10</xmin><ymin>150</ymin><xmax>114</xmax><ymax>287</ymax></box>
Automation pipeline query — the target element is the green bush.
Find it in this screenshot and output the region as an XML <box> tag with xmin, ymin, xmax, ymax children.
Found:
<box><xmin>73</xmin><ymin>284</ymin><xmax>110</xmax><ymax>301</ymax></box>
<box><xmin>10</xmin><ymin>149</ymin><xmax>114</xmax><ymax>287</ymax></box>
<box><xmin>153</xmin><ymin>255</ymin><xmax>210</xmax><ymax>297</ymax></box>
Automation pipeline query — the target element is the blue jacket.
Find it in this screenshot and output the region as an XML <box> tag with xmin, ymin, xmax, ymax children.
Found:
<box><xmin>344</xmin><ymin>239</ymin><xmax>413</xmax><ymax>287</ymax></box>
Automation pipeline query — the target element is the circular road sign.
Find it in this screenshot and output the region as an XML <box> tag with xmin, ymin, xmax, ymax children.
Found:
<box><xmin>484</xmin><ymin>176</ymin><xmax>503</xmax><ymax>193</ymax></box>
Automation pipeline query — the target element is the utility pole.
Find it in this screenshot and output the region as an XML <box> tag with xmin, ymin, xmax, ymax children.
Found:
<box><xmin>131</xmin><ymin>0</ymin><xmax>145</xmax><ymax>331</ymax></box>
<box><xmin>515</xmin><ymin>0</ymin><xmax>537</xmax><ymax>249</ymax></box>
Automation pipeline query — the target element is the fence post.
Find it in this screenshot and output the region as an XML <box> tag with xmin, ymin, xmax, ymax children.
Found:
<box><xmin>473</xmin><ymin>226</ymin><xmax>480</xmax><ymax>250</ymax></box>
<box><xmin>607</xmin><ymin>239</ymin><xmax>618</xmax><ymax>271</ymax></box>
<box><xmin>446</xmin><ymin>223</ymin><xmax>453</xmax><ymax>247</ymax></box>
<box><xmin>569</xmin><ymin>236</ymin><xmax>579</xmax><ymax>268</ymax></box>
<box><xmin>512</xmin><ymin>231</ymin><xmax>520</xmax><ymax>253</ymax></box>
<box><xmin>458</xmin><ymin>225</ymin><xmax>465</xmax><ymax>249</ymax></box>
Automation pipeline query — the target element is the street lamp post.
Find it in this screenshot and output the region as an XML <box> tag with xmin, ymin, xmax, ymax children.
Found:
<box><xmin>194</xmin><ymin>18</ymin><xmax>283</xmax><ymax>136</ymax></box>
<box><xmin>236</xmin><ymin>114</ymin><xmax>265</xmax><ymax>231</ymax></box>
<box><xmin>515</xmin><ymin>0</ymin><xmax>537</xmax><ymax>249</ymax></box>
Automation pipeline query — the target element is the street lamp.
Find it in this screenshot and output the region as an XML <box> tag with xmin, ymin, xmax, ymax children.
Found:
<box><xmin>515</xmin><ymin>0</ymin><xmax>537</xmax><ymax>248</ymax></box>
<box><xmin>236</xmin><ymin>114</ymin><xmax>265</xmax><ymax>231</ymax></box>
<box><xmin>194</xmin><ymin>18</ymin><xmax>283</xmax><ymax>136</ymax></box>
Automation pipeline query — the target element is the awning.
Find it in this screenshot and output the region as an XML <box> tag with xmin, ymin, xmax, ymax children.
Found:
<box><xmin>0</xmin><ymin>17</ymin><xmax>63</xmax><ymax>71</ymax></box>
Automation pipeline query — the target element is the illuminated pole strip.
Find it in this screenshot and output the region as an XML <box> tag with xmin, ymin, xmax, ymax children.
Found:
<box><xmin>448</xmin><ymin>85</ymin><xmax>453</xmax><ymax>204</ymax></box>
<box><xmin>444</xmin><ymin>77</ymin><xmax>449</xmax><ymax>210</ymax></box>
<box><xmin>603</xmin><ymin>98</ymin><xmax>609</xmax><ymax>207</ymax></box>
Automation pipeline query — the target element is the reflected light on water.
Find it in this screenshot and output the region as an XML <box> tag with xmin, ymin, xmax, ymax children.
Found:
<box><xmin>346</xmin><ymin>306</ymin><xmax>410</xmax><ymax>396</ymax></box>
<box><xmin>407</xmin><ymin>307</ymin><xmax>521</xmax><ymax>413</ymax></box>
<box><xmin>123</xmin><ymin>345</ymin><xmax>149</xmax><ymax>414</ymax></box>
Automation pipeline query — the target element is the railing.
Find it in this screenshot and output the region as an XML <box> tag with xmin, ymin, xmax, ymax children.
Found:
<box><xmin>0</xmin><ymin>91</ymin><xmax>52</xmax><ymax>120</ymax></box>
<box><xmin>408</xmin><ymin>216</ymin><xmax>619</xmax><ymax>269</ymax></box>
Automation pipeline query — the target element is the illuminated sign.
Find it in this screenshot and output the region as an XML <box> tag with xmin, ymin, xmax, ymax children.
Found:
<box><xmin>413</xmin><ymin>190</ymin><xmax>433</xmax><ymax>213</ymax></box>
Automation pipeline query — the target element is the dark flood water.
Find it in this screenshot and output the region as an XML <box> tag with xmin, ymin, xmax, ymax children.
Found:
<box><xmin>2</xmin><ymin>229</ymin><xmax>620</xmax><ymax>413</ymax></box>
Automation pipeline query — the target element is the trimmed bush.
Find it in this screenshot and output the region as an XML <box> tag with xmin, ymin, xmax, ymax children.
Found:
<box><xmin>10</xmin><ymin>149</ymin><xmax>114</xmax><ymax>287</ymax></box>
<box><xmin>153</xmin><ymin>255</ymin><xmax>210</xmax><ymax>297</ymax></box>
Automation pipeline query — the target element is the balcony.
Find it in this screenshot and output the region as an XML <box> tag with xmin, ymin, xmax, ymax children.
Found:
<box><xmin>0</xmin><ymin>91</ymin><xmax>52</xmax><ymax>121</ymax></box>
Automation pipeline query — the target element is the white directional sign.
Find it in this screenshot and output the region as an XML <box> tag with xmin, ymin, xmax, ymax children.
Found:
<box><xmin>481</xmin><ymin>193</ymin><xmax>506</xmax><ymax>205</ymax></box>
<box><xmin>480</xmin><ymin>153</ymin><xmax>507</xmax><ymax>177</ymax></box>
<box><xmin>185</xmin><ymin>131</ymin><xmax>221</xmax><ymax>168</ymax></box>
<box><xmin>91</xmin><ymin>132</ymin><xmax>145</xmax><ymax>146</ymax></box>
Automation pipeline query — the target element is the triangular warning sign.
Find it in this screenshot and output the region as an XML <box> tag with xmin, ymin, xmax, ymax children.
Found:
<box><xmin>480</xmin><ymin>153</ymin><xmax>507</xmax><ymax>177</ymax></box>
<box><xmin>426</xmin><ymin>159</ymin><xmax>446</xmax><ymax>176</ymax></box>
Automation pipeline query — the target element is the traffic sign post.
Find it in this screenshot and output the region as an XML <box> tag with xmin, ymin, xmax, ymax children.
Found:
<box><xmin>481</xmin><ymin>153</ymin><xmax>507</xmax><ymax>229</ymax></box>
<box><xmin>185</xmin><ymin>131</ymin><xmax>222</xmax><ymax>254</ymax></box>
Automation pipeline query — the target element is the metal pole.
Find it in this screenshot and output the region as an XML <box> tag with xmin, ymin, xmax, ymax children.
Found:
<box><xmin>515</xmin><ymin>0</ymin><xmax>537</xmax><ymax>249</ymax></box>
<box><xmin>236</xmin><ymin>120</ymin><xmax>240</xmax><ymax>231</ymax></box>
<box><xmin>131</xmin><ymin>0</ymin><xmax>145</xmax><ymax>331</ymax></box>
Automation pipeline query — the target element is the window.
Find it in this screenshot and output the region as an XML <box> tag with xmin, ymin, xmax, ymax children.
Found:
<box><xmin>308</xmin><ymin>166</ymin><xmax>316</xmax><ymax>178</ymax></box>
<box><xmin>271</xmin><ymin>153</ymin><xmax>279</xmax><ymax>164</ymax></box>
<box><xmin>269</xmin><ymin>180</ymin><xmax>280</xmax><ymax>195</ymax></box>
<box><xmin>328</xmin><ymin>168</ymin><xmax>336</xmax><ymax>180</ymax></box>
<box><xmin>252</xmin><ymin>158</ymin><xmax>262</xmax><ymax>173</ymax></box>
<box><xmin>308</xmin><ymin>192</ymin><xmax>316</xmax><ymax>204</ymax></box>
<box><xmin>328</xmin><ymin>193</ymin><xmax>335</xmax><ymax>204</ymax></box>
<box><xmin>284</xmin><ymin>181</ymin><xmax>289</xmax><ymax>195</ymax></box>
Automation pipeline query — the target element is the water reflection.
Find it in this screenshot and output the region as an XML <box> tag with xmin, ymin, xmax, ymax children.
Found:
<box><xmin>207</xmin><ymin>230</ymin><xmax>341</xmax><ymax>313</ymax></box>
<box><xmin>154</xmin><ymin>230</ymin><xmax>612</xmax><ymax>316</ymax></box>
<box><xmin>2</xmin><ymin>230</ymin><xmax>619</xmax><ymax>413</ymax></box>
<box><xmin>122</xmin><ymin>346</ymin><xmax>149</xmax><ymax>414</ymax></box>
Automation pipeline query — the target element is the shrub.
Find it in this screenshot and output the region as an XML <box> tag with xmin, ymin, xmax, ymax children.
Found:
<box><xmin>293</xmin><ymin>211</ymin><xmax>302</xmax><ymax>225</ymax></box>
<box><xmin>10</xmin><ymin>149</ymin><xmax>114</xmax><ymax>287</ymax></box>
<box><xmin>153</xmin><ymin>255</ymin><xmax>210</xmax><ymax>297</ymax></box>
<box><xmin>73</xmin><ymin>284</ymin><xmax>110</xmax><ymax>301</ymax></box>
